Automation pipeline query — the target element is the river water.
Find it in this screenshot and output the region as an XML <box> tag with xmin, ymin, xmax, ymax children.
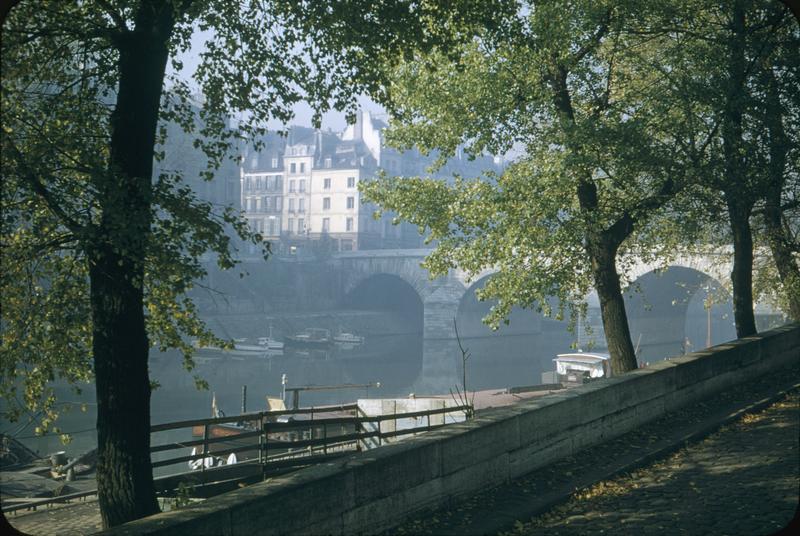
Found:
<box><xmin>3</xmin><ymin>297</ymin><xmax>739</xmax><ymax>475</ymax></box>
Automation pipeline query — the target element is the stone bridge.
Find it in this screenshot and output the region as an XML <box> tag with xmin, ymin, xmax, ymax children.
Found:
<box><xmin>328</xmin><ymin>248</ymin><xmax>750</xmax><ymax>391</ymax></box>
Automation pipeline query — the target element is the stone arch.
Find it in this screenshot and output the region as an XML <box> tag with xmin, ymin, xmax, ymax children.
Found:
<box><xmin>624</xmin><ymin>254</ymin><xmax>731</xmax><ymax>287</ymax></box>
<box><xmin>624</xmin><ymin>265</ymin><xmax>736</xmax><ymax>361</ymax></box>
<box><xmin>341</xmin><ymin>272</ymin><xmax>424</xmax><ymax>328</ymax></box>
<box><xmin>456</xmin><ymin>273</ymin><xmax>545</xmax><ymax>338</ymax></box>
<box><xmin>339</xmin><ymin>256</ymin><xmax>431</xmax><ymax>303</ymax></box>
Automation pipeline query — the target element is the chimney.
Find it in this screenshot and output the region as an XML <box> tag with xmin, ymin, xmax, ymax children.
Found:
<box><xmin>355</xmin><ymin>110</ymin><xmax>363</xmax><ymax>140</ymax></box>
<box><xmin>315</xmin><ymin>129</ymin><xmax>322</xmax><ymax>162</ymax></box>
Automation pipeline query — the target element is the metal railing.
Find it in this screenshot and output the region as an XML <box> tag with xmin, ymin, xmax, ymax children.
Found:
<box><xmin>149</xmin><ymin>402</ymin><xmax>471</xmax><ymax>473</ymax></box>
<box><xmin>2</xmin><ymin>402</ymin><xmax>471</xmax><ymax>513</ymax></box>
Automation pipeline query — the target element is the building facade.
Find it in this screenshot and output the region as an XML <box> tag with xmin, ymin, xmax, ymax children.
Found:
<box><xmin>239</xmin><ymin>111</ymin><xmax>501</xmax><ymax>254</ymax></box>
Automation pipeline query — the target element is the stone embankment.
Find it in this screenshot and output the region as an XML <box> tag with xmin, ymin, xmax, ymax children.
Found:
<box><xmin>94</xmin><ymin>323</ymin><xmax>797</xmax><ymax>535</ymax></box>
<box><xmin>6</xmin><ymin>324</ymin><xmax>797</xmax><ymax>536</ymax></box>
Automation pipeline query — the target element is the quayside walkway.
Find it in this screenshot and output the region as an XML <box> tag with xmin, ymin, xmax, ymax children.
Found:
<box><xmin>388</xmin><ymin>365</ymin><xmax>799</xmax><ymax>536</ymax></box>
<box><xmin>5</xmin><ymin>363</ymin><xmax>798</xmax><ymax>536</ymax></box>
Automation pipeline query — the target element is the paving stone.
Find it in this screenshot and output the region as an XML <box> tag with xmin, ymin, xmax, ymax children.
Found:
<box><xmin>386</xmin><ymin>364</ymin><xmax>799</xmax><ymax>536</ymax></box>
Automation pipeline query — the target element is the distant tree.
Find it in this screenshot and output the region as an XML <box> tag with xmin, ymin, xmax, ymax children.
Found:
<box><xmin>1</xmin><ymin>0</ymin><xmax>506</xmax><ymax>527</ymax></box>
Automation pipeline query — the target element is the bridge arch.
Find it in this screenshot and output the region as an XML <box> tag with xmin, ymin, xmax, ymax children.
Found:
<box><xmin>341</xmin><ymin>273</ymin><xmax>424</xmax><ymax>331</ymax></box>
<box><xmin>339</xmin><ymin>256</ymin><xmax>431</xmax><ymax>302</ymax></box>
<box><xmin>624</xmin><ymin>265</ymin><xmax>736</xmax><ymax>361</ymax></box>
<box><xmin>456</xmin><ymin>274</ymin><xmax>545</xmax><ymax>338</ymax></box>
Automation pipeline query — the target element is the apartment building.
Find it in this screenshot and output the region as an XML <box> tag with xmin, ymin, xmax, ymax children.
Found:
<box><xmin>239</xmin><ymin>111</ymin><xmax>502</xmax><ymax>253</ymax></box>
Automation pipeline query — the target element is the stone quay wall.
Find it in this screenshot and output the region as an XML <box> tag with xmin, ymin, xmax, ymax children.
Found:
<box><xmin>103</xmin><ymin>323</ymin><xmax>799</xmax><ymax>535</ymax></box>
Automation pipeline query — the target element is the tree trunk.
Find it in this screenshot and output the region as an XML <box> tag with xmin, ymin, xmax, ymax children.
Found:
<box><xmin>550</xmin><ymin>63</ymin><xmax>638</xmax><ymax>374</ymax></box>
<box><xmin>762</xmin><ymin>63</ymin><xmax>800</xmax><ymax>320</ymax></box>
<box><xmin>91</xmin><ymin>2</ymin><xmax>176</xmax><ymax>528</ymax></box>
<box><xmin>726</xmin><ymin>198</ymin><xmax>758</xmax><ymax>336</ymax></box>
<box><xmin>764</xmin><ymin>203</ymin><xmax>800</xmax><ymax>321</ymax></box>
<box><xmin>90</xmin><ymin>252</ymin><xmax>160</xmax><ymax>528</ymax></box>
<box><xmin>722</xmin><ymin>0</ymin><xmax>757</xmax><ymax>338</ymax></box>
<box><xmin>589</xmin><ymin>235</ymin><xmax>639</xmax><ymax>374</ymax></box>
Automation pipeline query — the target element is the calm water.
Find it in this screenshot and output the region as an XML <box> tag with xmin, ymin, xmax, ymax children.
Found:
<box><xmin>3</xmin><ymin>301</ymin><xmax>737</xmax><ymax>474</ymax></box>
<box><xmin>3</xmin><ymin>331</ymin><xmax>566</xmax><ymax>468</ymax></box>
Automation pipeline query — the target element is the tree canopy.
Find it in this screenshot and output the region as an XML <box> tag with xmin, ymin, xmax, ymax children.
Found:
<box><xmin>362</xmin><ymin>0</ymin><xmax>799</xmax><ymax>371</ymax></box>
<box><xmin>1</xmin><ymin>0</ymin><xmax>507</xmax><ymax>527</ymax></box>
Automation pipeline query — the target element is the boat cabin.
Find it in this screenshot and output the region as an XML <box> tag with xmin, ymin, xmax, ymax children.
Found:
<box><xmin>553</xmin><ymin>352</ymin><xmax>611</xmax><ymax>386</ymax></box>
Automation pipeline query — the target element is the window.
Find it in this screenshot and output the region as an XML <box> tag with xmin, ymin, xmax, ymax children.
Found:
<box><xmin>268</xmin><ymin>219</ymin><xmax>276</xmax><ymax>235</ymax></box>
<box><xmin>299</xmin><ymin>179</ymin><xmax>306</xmax><ymax>192</ymax></box>
<box><xmin>300</xmin><ymin>162</ymin><xmax>305</xmax><ymax>173</ymax></box>
<box><xmin>288</xmin><ymin>198</ymin><xmax>295</xmax><ymax>212</ymax></box>
<box><xmin>263</xmin><ymin>196</ymin><xmax>269</xmax><ymax>210</ymax></box>
<box><xmin>346</xmin><ymin>217</ymin><xmax>353</xmax><ymax>231</ymax></box>
<box><xmin>346</xmin><ymin>196</ymin><xmax>354</xmax><ymax>209</ymax></box>
<box><xmin>271</xmin><ymin>157</ymin><xmax>278</xmax><ymax>168</ymax></box>
<box><xmin>324</xmin><ymin>178</ymin><xmax>331</xmax><ymax>190</ymax></box>
<box><xmin>325</xmin><ymin>157</ymin><xmax>332</xmax><ymax>168</ymax></box>
<box><xmin>298</xmin><ymin>198</ymin><xmax>305</xmax><ymax>212</ymax></box>
<box><xmin>347</xmin><ymin>176</ymin><xmax>355</xmax><ymax>188</ymax></box>
<box><xmin>288</xmin><ymin>218</ymin><xmax>294</xmax><ymax>233</ymax></box>
<box><xmin>255</xmin><ymin>197</ymin><xmax>261</xmax><ymax>211</ymax></box>
<box><xmin>250</xmin><ymin>198</ymin><xmax>257</xmax><ymax>211</ymax></box>
<box><xmin>298</xmin><ymin>218</ymin><xmax>305</xmax><ymax>233</ymax></box>
<box><xmin>322</xmin><ymin>217</ymin><xmax>330</xmax><ymax>233</ymax></box>
<box><xmin>323</xmin><ymin>197</ymin><xmax>331</xmax><ymax>210</ymax></box>
<box><xmin>275</xmin><ymin>176</ymin><xmax>283</xmax><ymax>191</ymax></box>
<box><xmin>290</xmin><ymin>162</ymin><xmax>296</xmax><ymax>173</ymax></box>
<box><xmin>245</xmin><ymin>177</ymin><xmax>252</xmax><ymax>191</ymax></box>
<box><xmin>275</xmin><ymin>197</ymin><xmax>282</xmax><ymax>211</ymax></box>
<box><xmin>266</xmin><ymin>176</ymin><xmax>274</xmax><ymax>190</ymax></box>
<box><xmin>256</xmin><ymin>177</ymin><xmax>262</xmax><ymax>190</ymax></box>
<box><xmin>289</xmin><ymin>180</ymin><xmax>296</xmax><ymax>193</ymax></box>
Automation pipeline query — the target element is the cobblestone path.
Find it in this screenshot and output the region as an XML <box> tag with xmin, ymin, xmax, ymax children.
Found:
<box><xmin>389</xmin><ymin>365</ymin><xmax>799</xmax><ymax>536</ymax></box>
<box><xmin>504</xmin><ymin>391</ymin><xmax>799</xmax><ymax>536</ymax></box>
<box><xmin>5</xmin><ymin>498</ymin><xmax>103</xmax><ymax>536</ymax></box>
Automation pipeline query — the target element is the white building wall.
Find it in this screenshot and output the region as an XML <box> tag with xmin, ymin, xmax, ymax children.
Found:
<box><xmin>282</xmin><ymin>148</ymin><xmax>314</xmax><ymax>237</ymax></box>
<box><xmin>309</xmin><ymin>168</ymin><xmax>360</xmax><ymax>238</ymax></box>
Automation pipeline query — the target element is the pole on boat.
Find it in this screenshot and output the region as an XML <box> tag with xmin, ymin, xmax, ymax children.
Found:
<box><xmin>241</xmin><ymin>385</ymin><xmax>247</xmax><ymax>414</ymax></box>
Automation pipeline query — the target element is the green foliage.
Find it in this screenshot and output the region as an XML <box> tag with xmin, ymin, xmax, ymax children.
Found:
<box><xmin>1</xmin><ymin>0</ymin><xmax>436</xmax><ymax>432</ymax></box>
<box><xmin>363</xmin><ymin>0</ymin><xmax>712</xmax><ymax>332</ymax></box>
<box><xmin>171</xmin><ymin>481</ymin><xmax>195</xmax><ymax>510</ymax></box>
<box><xmin>363</xmin><ymin>0</ymin><xmax>799</xmax><ymax>337</ymax></box>
<box><xmin>0</xmin><ymin>0</ymin><xmax>514</xmax><ymax>438</ymax></box>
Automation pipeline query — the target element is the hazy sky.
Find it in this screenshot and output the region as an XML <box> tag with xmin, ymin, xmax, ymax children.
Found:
<box><xmin>171</xmin><ymin>28</ymin><xmax>386</xmax><ymax>134</ymax></box>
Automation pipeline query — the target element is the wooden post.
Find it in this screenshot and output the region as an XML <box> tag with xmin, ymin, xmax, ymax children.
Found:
<box><xmin>258</xmin><ymin>414</ymin><xmax>264</xmax><ymax>464</ymax></box>
<box><xmin>201</xmin><ymin>423</ymin><xmax>209</xmax><ymax>486</ymax></box>
<box><xmin>264</xmin><ymin>419</ymin><xmax>269</xmax><ymax>472</ymax></box>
